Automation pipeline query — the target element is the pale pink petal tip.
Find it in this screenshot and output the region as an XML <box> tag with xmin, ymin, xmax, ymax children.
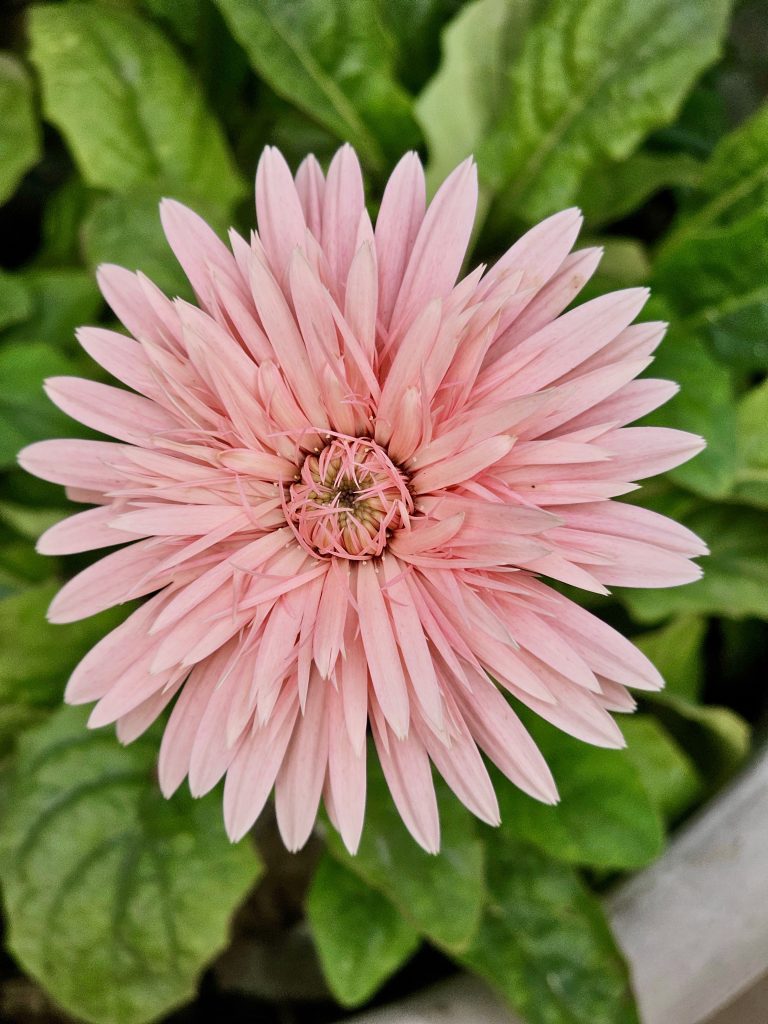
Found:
<box><xmin>20</xmin><ymin>142</ymin><xmax>708</xmax><ymax>852</ymax></box>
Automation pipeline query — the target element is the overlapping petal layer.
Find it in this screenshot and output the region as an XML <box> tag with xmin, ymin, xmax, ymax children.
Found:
<box><xmin>21</xmin><ymin>145</ymin><xmax>706</xmax><ymax>853</ymax></box>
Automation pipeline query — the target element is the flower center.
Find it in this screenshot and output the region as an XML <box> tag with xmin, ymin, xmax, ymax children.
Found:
<box><xmin>286</xmin><ymin>437</ymin><xmax>413</xmax><ymax>559</ymax></box>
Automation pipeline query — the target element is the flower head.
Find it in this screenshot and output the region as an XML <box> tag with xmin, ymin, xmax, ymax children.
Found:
<box><xmin>21</xmin><ymin>146</ymin><xmax>706</xmax><ymax>854</ymax></box>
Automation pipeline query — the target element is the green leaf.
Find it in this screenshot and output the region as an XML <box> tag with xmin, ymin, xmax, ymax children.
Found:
<box><xmin>0</xmin><ymin>270</ymin><xmax>32</xmax><ymax>332</ymax></box>
<box><xmin>577</xmin><ymin>238</ymin><xmax>651</xmax><ymax>304</ymax></box>
<box><xmin>141</xmin><ymin>0</ymin><xmax>204</xmax><ymax>46</ymax></box>
<box><xmin>481</xmin><ymin>0</ymin><xmax>731</xmax><ymax>226</ymax></box>
<box><xmin>0</xmin><ymin>268</ymin><xmax>102</xmax><ymax>351</ymax></box>
<box><xmin>0</xmin><ymin>499</ymin><xmax>64</xmax><ymax>542</ymax></box>
<box><xmin>213</xmin><ymin>0</ymin><xmax>421</xmax><ymax>173</ymax></box>
<box><xmin>307</xmin><ymin>853</ymin><xmax>420</xmax><ymax>1007</ymax></box>
<box><xmin>650</xmin><ymin>77</ymin><xmax>727</xmax><ymax>158</ymax></box>
<box><xmin>654</xmin><ymin>103</ymin><xmax>768</xmax><ymax>369</ymax></box>
<box><xmin>654</xmin><ymin>208</ymin><xmax>768</xmax><ymax>370</ymax></box>
<box><xmin>0</xmin><ymin>341</ymin><xmax>93</xmax><ymax>469</ymax></box>
<box><xmin>498</xmin><ymin>713</ymin><xmax>663</xmax><ymax>870</ymax></box>
<box><xmin>0</xmin><ymin>53</ymin><xmax>41</xmax><ymax>205</ymax></box>
<box><xmin>0</xmin><ymin>581</ymin><xmax>132</xmax><ymax>753</ymax></box>
<box><xmin>39</xmin><ymin>178</ymin><xmax>93</xmax><ymax>267</ymax></box>
<box><xmin>415</xmin><ymin>0</ymin><xmax>546</xmax><ymax>192</ymax></box>
<box><xmin>28</xmin><ymin>4</ymin><xmax>244</xmax><ymax>212</ymax></box>
<box><xmin>376</xmin><ymin>0</ymin><xmax>465</xmax><ymax>93</ymax></box>
<box><xmin>666</xmin><ymin>101</ymin><xmax>768</xmax><ymax>236</ymax></box>
<box><xmin>633</xmin><ymin>615</ymin><xmax>706</xmax><ymax>702</ymax></box>
<box><xmin>0</xmin><ymin>705</ymin><xmax>262</xmax><ymax>1024</ymax></box>
<box><xmin>459</xmin><ymin>834</ymin><xmax>640</xmax><ymax>1024</ymax></box>
<box><xmin>730</xmin><ymin>379</ymin><xmax>768</xmax><ymax>508</ymax></box>
<box><xmin>620</xmin><ymin>715</ymin><xmax>702</xmax><ymax>823</ymax></box>
<box><xmin>622</xmin><ymin>505</ymin><xmax>768</xmax><ymax>622</ymax></box>
<box><xmin>641</xmin><ymin>321</ymin><xmax>738</xmax><ymax>498</ymax></box>
<box><xmin>325</xmin><ymin>752</ymin><xmax>485</xmax><ymax>953</ymax></box>
<box><xmin>577</xmin><ymin>151</ymin><xmax>702</xmax><ymax>227</ymax></box>
<box><xmin>0</xmin><ymin>581</ymin><xmax>130</xmax><ymax>711</ymax></box>
<box><xmin>81</xmin><ymin>190</ymin><xmax>198</xmax><ymax>301</ymax></box>
<box><xmin>0</xmin><ymin>537</ymin><xmax>51</xmax><ymax>598</ymax></box>
<box><xmin>643</xmin><ymin>695</ymin><xmax>750</xmax><ymax>788</ymax></box>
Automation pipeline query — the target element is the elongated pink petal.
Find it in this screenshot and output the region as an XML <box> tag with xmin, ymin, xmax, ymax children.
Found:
<box><xmin>37</xmin><ymin>505</ymin><xmax>137</xmax><ymax>554</ymax></box>
<box><xmin>390</xmin><ymin>158</ymin><xmax>478</xmax><ymax>334</ymax></box>
<box><xmin>275</xmin><ymin>676</ymin><xmax>329</xmax><ymax>851</ymax></box>
<box><xmin>371</xmin><ymin>715</ymin><xmax>440</xmax><ymax>854</ymax></box>
<box><xmin>224</xmin><ymin>689</ymin><xmax>300</xmax><ymax>841</ymax></box>
<box><xmin>322</xmin><ymin>144</ymin><xmax>366</xmax><ymax>293</ymax></box>
<box><xmin>375</xmin><ymin>152</ymin><xmax>426</xmax><ymax>330</ymax></box>
<box><xmin>326</xmin><ymin>684</ymin><xmax>367</xmax><ymax>854</ymax></box>
<box><xmin>356</xmin><ymin>560</ymin><xmax>410</xmax><ymax>738</ymax></box>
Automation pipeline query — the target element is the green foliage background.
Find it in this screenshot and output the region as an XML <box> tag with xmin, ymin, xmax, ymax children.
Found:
<box><xmin>0</xmin><ymin>1</ymin><xmax>766</xmax><ymax>1023</ymax></box>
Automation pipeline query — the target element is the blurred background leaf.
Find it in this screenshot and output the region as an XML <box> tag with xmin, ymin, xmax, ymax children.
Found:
<box><xmin>0</xmin><ymin>53</ymin><xmax>41</xmax><ymax>205</ymax></box>
<box><xmin>213</xmin><ymin>0</ymin><xmax>422</xmax><ymax>175</ymax></box>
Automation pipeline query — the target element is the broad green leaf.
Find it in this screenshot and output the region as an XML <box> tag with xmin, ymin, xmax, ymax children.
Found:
<box><xmin>0</xmin><ymin>581</ymin><xmax>131</xmax><ymax>752</ymax></box>
<box><xmin>325</xmin><ymin>753</ymin><xmax>485</xmax><ymax>952</ymax></box>
<box><xmin>0</xmin><ymin>537</ymin><xmax>51</xmax><ymax>598</ymax></box>
<box><xmin>643</xmin><ymin>695</ymin><xmax>750</xmax><ymax>788</ymax></box>
<box><xmin>81</xmin><ymin>190</ymin><xmax>198</xmax><ymax>300</ymax></box>
<box><xmin>39</xmin><ymin>178</ymin><xmax>92</xmax><ymax>266</ymax></box>
<box><xmin>481</xmin><ymin>0</ymin><xmax>731</xmax><ymax>226</ymax></box>
<box><xmin>0</xmin><ymin>270</ymin><xmax>31</xmax><ymax>332</ymax></box>
<box><xmin>0</xmin><ymin>581</ymin><xmax>130</xmax><ymax>712</ymax></box>
<box><xmin>307</xmin><ymin>854</ymin><xmax>420</xmax><ymax>1007</ymax></box>
<box><xmin>498</xmin><ymin>713</ymin><xmax>663</xmax><ymax>870</ymax></box>
<box><xmin>664</xmin><ymin>102</ymin><xmax>768</xmax><ymax>240</ymax></box>
<box><xmin>640</xmin><ymin>322</ymin><xmax>738</xmax><ymax>498</ymax></box>
<box><xmin>650</xmin><ymin>77</ymin><xmax>728</xmax><ymax>158</ymax></box>
<box><xmin>654</xmin><ymin>208</ymin><xmax>768</xmax><ymax>370</ymax></box>
<box><xmin>655</xmin><ymin>104</ymin><xmax>768</xmax><ymax>369</ymax></box>
<box><xmin>0</xmin><ymin>499</ymin><xmax>64</xmax><ymax>542</ymax></box>
<box><xmin>459</xmin><ymin>834</ymin><xmax>640</xmax><ymax>1024</ymax></box>
<box><xmin>633</xmin><ymin>615</ymin><xmax>706</xmax><ymax>702</ymax></box>
<box><xmin>577</xmin><ymin>238</ymin><xmax>651</xmax><ymax>304</ymax></box>
<box><xmin>622</xmin><ymin>505</ymin><xmax>768</xmax><ymax>622</ymax></box>
<box><xmin>0</xmin><ymin>342</ymin><xmax>92</xmax><ymax>469</ymax></box>
<box><xmin>28</xmin><ymin>4</ymin><xmax>244</xmax><ymax>212</ymax></box>
<box><xmin>620</xmin><ymin>715</ymin><xmax>702</xmax><ymax>823</ymax></box>
<box><xmin>0</xmin><ymin>53</ymin><xmax>41</xmax><ymax>204</ymax></box>
<box><xmin>577</xmin><ymin>151</ymin><xmax>702</xmax><ymax>227</ymax></box>
<box><xmin>213</xmin><ymin>0</ymin><xmax>421</xmax><ymax>173</ymax></box>
<box><xmin>415</xmin><ymin>0</ymin><xmax>545</xmax><ymax>192</ymax></box>
<box><xmin>141</xmin><ymin>0</ymin><xmax>204</xmax><ymax>45</ymax></box>
<box><xmin>377</xmin><ymin>0</ymin><xmax>465</xmax><ymax>93</ymax></box>
<box><xmin>0</xmin><ymin>706</ymin><xmax>262</xmax><ymax>1024</ymax></box>
<box><xmin>0</xmin><ymin>268</ymin><xmax>102</xmax><ymax>351</ymax></box>
<box><xmin>731</xmin><ymin>379</ymin><xmax>768</xmax><ymax>508</ymax></box>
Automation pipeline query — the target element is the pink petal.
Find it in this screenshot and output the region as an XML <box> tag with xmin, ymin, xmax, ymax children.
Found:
<box><xmin>44</xmin><ymin>376</ymin><xmax>178</xmax><ymax>445</ymax></box>
<box><xmin>390</xmin><ymin>158</ymin><xmax>478</xmax><ymax>334</ymax></box>
<box><xmin>371</xmin><ymin>715</ymin><xmax>440</xmax><ymax>854</ymax></box>
<box><xmin>322</xmin><ymin>145</ymin><xmax>366</xmax><ymax>293</ymax></box>
<box><xmin>224</xmin><ymin>688</ymin><xmax>299</xmax><ymax>841</ymax></box>
<box><xmin>37</xmin><ymin>505</ymin><xmax>137</xmax><ymax>555</ymax></box>
<box><xmin>275</xmin><ymin>675</ymin><xmax>330</xmax><ymax>851</ymax></box>
<box><xmin>256</xmin><ymin>146</ymin><xmax>308</xmax><ymax>280</ymax></box>
<box><xmin>356</xmin><ymin>560</ymin><xmax>410</xmax><ymax>738</ymax></box>
<box><xmin>48</xmin><ymin>539</ymin><xmax>175</xmax><ymax>624</ymax></box>
<box><xmin>295</xmin><ymin>154</ymin><xmax>325</xmax><ymax>236</ymax></box>
<box><xmin>374</xmin><ymin>152</ymin><xmax>426</xmax><ymax>330</ymax></box>
<box><xmin>326</xmin><ymin>684</ymin><xmax>367</xmax><ymax>854</ymax></box>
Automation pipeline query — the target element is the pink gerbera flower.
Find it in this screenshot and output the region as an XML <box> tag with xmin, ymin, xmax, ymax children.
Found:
<box><xmin>20</xmin><ymin>146</ymin><xmax>706</xmax><ymax>854</ymax></box>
